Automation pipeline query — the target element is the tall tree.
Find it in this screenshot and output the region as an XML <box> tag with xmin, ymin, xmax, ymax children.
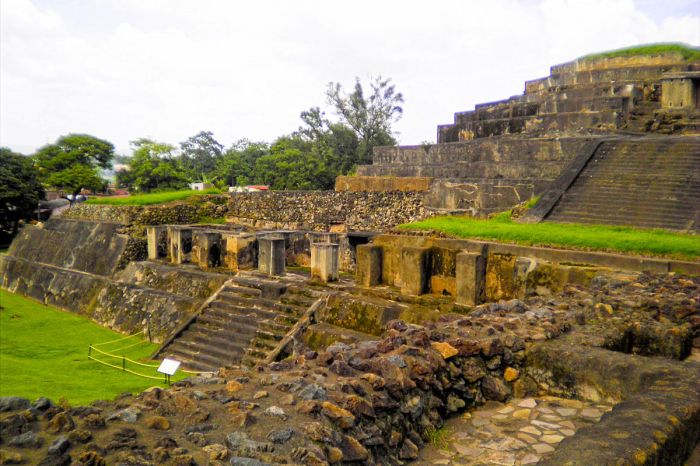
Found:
<box><xmin>216</xmin><ymin>139</ymin><xmax>269</xmax><ymax>187</ymax></box>
<box><xmin>33</xmin><ymin>134</ymin><xmax>114</xmax><ymax>195</ymax></box>
<box><xmin>118</xmin><ymin>138</ymin><xmax>189</xmax><ymax>192</ymax></box>
<box><xmin>0</xmin><ymin>148</ymin><xmax>45</xmax><ymax>244</ymax></box>
<box><xmin>326</xmin><ymin>76</ymin><xmax>403</xmax><ymax>164</ymax></box>
<box><xmin>179</xmin><ymin>131</ymin><xmax>224</xmax><ymax>180</ymax></box>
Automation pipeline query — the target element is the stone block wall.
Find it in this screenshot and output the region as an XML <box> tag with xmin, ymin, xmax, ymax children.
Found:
<box><xmin>226</xmin><ymin>191</ymin><xmax>433</xmax><ymax>231</ymax></box>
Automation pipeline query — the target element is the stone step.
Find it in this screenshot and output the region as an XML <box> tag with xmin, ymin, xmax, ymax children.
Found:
<box><xmin>171</xmin><ymin>339</ymin><xmax>242</xmax><ymax>363</ymax></box>
<box><xmin>183</xmin><ymin>329</ymin><xmax>254</xmax><ymax>351</ymax></box>
<box><xmin>208</xmin><ymin>301</ymin><xmax>280</xmax><ymax>320</ymax></box>
<box><xmin>549</xmin><ymin>206</ymin><xmax>696</xmax><ymax>223</ymax></box>
<box><xmin>255</xmin><ymin>329</ymin><xmax>284</xmax><ymax>342</ymax></box>
<box><xmin>165</xmin><ymin>346</ymin><xmax>227</xmax><ymax>371</ymax></box>
<box><xmin>250</xmin><ymin>338</ymin><xmax>278</xmax><ymax>351</ymax></box>
<box><xmin>259</xmin><ymin>319</ymin><xmax>292</xmax><ymax>335</ymax></box>
<box><xmin>547</xmin><ymin>215</ymin><xmax>694</xmax><ymax>230</ymax></box>
<box><xmin>221</xmin><ymin>285</ymin><xmax>263</xmax><ymax>298</ymax></box>
<box><xmin>195</xmin><ymin>312</ymin><xmax>260</xmax><ymax>331</ymax></box>
<box><xmin>217</xmin><ymin>293</ymin><xmax>308</xmax><ymax>317</ymax></box>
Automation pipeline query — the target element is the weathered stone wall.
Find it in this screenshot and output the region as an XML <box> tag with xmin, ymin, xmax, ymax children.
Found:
<box><xmin>62</xmin><ymin>191</ymin><xmax>429</xmax><ymax>233</ymax></box>
<box><xmin>334</xmin><ymin>175</ymin><xmax>432</xmax><ymax>192</ymax></box>
<box><xmin>61</xmin><ymin>197</ymin><xmax>229</xmax><ymax>235</ymax></box>
<box><xmin>226</xmin><ymin>191</ymin><xmax>433</xmax><ymax>231</ymax></box>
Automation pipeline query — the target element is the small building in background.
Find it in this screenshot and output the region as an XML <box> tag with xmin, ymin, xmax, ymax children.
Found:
<box><xmin>189</xmin><ymin>182</ymin><xmax>213</xmax><ymax>191</ymax></box>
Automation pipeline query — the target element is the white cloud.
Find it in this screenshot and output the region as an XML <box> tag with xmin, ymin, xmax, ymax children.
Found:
<box><xmin>1</xmin><ymin>0</ymin><xmax>698</xmax><ymax>154</ymax></box>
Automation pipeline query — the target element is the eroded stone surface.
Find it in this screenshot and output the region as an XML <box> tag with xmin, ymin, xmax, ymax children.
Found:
<box><xmin>418</xmin><ymin>396</ymin><xmax>613</xmax><ymax>465</ymax></box>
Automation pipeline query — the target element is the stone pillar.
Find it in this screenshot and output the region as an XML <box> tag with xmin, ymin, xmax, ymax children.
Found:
<box><xmin>310</xmin><ymin>232</ymin><xmax>340</xmax><ymax>244</ymax></box>
<box><xmin>223</xmin><ymin>233</ymin><xmax>258</xmax><ymax>271</ymax></box>
<box><xmin>311</xmin><ymin>242</ymin><xmax>339</xmax><ymax>282</ymax></box>
<box><xmin>168</xmin><ymin>227</ymin><xmax>193</xmax><ymax>264</ymax></box>
<box><xmin>192</xmin><ymin>231</ymin><xmax>222</xmax><ymax>269</ymax></box>
<box><xmin>456</xmin><ymin>252</ymin><xmax>487</xmax><ymax>306</ymax></box>
<box><xmin>356</xmin><ymin>244</ymin><xmax>382</xmax><ymax>287</ymax></box>
<box><xmin>400</xmin><ymin>247</ymin><xmax>431</xmax><ymax>295</ymax></box>
<box><xmin>146</xmin><ymin>226</ymin><xmax>167</xmax><ymax>260</ymax></box>
<box><xmin>258</xmin><ymin>235</ymin><xmax>286</xmax><ymax>276</ymax></box>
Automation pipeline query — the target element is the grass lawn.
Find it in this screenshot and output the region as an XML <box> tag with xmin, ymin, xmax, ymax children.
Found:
<box><xmin>401</xmin><ymin>214</ymin><xmax>700</xmax><ymax>261</ymax></box>
<box><xmin>0</xmin><ymin>290</ymin><xmax>184</xmax><ymax>406</ymax></box>
<box><xmin>580</xmin><ymin>43</ymin><xmax>700</xmax><ymax>62</ymax></box>
<box><xmin>86</xmin><ymin>188</ymin><xmax>222</xmax><ymax>206</ymax></box>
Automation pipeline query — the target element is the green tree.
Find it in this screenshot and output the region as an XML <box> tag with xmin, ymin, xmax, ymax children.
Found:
<box><xmin>0</xmin><ymin>148</ymin><xmax>45</xmax><ymax>244</ymax></box>
<box><xmin>252</xmin><ymin>136</ymin><xmax>332</xmax><ymax>190</ymax></box>
<box><xmin>326</xmin><ymin>76</ymin><xmax>403</xmax><ymax>164</ymax></box>
<box><xmin>179</xmin><ymin>131</ymin><xmax>224</xmax><ymax>180</ymax></box>
<box><xmin>33</xmin><ymin>134</ymin><xmax>114</xmax><ymax>195</ymax></box>
<box><xmin>216</xmin><ymin>139</ymin><xmax>269</xmax><ymax>187</ymax></box>
<box><xmin>119</xmin><ymin>139</ymin><xmax>189</xmax><ymax>192</ymax></box>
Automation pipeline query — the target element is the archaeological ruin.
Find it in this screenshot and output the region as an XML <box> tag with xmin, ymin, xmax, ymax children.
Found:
<box><xmin>1</xmin><ymin>50</ymin><xmax>699</xmax><ymax>465</ymax></box>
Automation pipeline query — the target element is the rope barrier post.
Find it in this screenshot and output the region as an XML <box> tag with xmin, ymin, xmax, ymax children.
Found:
<box><xmin>122</xmin><ymin>356</ymin><xmax>125</xmax><ymax>372</ymax></box>
<box><xmin>88</xmin><ymin>345</ymin><xmax>91</xmax><ymax>358</ymax></box>
<box><xmin>147</xmin><ymin>316</ymin><xmax>152</xmax><ymax>343</ymax></box>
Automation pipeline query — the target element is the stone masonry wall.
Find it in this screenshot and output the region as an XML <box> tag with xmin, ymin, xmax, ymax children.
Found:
<box><xmin>226</xmin><ymin>191</ymin><xmax>433</xmax><ymax>231</ymax></box>
<box><xmin>62</xmin><ymin>191</ymin><xmax>431</xmax><ymax>233</ymax></box>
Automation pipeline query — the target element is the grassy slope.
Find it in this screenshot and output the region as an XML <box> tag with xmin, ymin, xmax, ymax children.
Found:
<box><xmin>401</xmin><ymin>214</ymin><xmax>700</xmax><ymax>260</ymax></box>
<box><xmin>86</xmin><ymin>188</ymin><xmax>221</xmax><ymax>206</ymax></box>
<box><xmin>580</xmin><ymin>43</ymin><xmax>700</xmax><ymax>62</ymax></box>
<box><xmin>0</xmin><ymin>290</ymin><xmax>178</xmax><ymax>405</ymax></box>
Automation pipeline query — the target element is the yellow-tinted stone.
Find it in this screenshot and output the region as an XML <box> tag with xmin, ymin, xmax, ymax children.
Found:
<box><xmin>504</xmin><ymin>367</ymin><xmax>519</xmax><ymax>382</ymax></box>
<box><xmin>431</xmin><ymin>342</ymin><xmax>459</xmax><ymax>359</ymax></box>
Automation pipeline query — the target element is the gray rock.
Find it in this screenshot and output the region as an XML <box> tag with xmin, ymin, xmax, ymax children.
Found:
<box><xmin>327</xmin><ymin>342</ymin><xmax>351</xmax><ymax>355</ymax></box>
<box><xmin>32</xmin><ymin>397</ymin><xmax>54</xmax><ymax>411</ymax></box>
<box><xmin>230</xmin><ymin>457</ymin><xmax>272</xmax><ymax>466</ymax></box>
<box><xmin>388</xmin><ymin>355</ymin><xmax>407</xmax><ymax>368</ymax></box>
<box><xmin>9</xmin><ymin>431</ymin><xmax>42</xmax><ymax>448</ymax></box>
<box><xmin>266</xmin><ymin>427</ymin><xmax>294</xmax><ymax>444</ymax></box>
<box><xmin>47</xmin><ymin>436</ymin><xmax>70</xmax><ymax>455</ymax></box>
<box><xmin>446</xmin><ymin>394</ymin><xmax>466</xmax><ymax>413</ymax></box>
<box><xmin>225</xmin><ymin>432</ymin><xmax>271</xmax><ymax>454</ymax></box>
<box><xmin>0</xmin><ymin>397</ymin><xmax>30</xmax><ymax>412</ymax></box>
<box><xmin>297</xmin><ymin>383</ymin><xmax>326</xmax><ymax>401</ymax></box>
<box><xmin>481</xmin><ymin>375</ymin><xmax>511</xmax><ymax>402</ymax></box>
<box><xmin>38</xmin><ymin>454</ymin><xmax>71</xmax><ymax>466</ymax></box>
<box><xmin>263</xmin><ymin>406</ymin><xmax>287</xmax><ymax>420</ymax></box>
<box><xmin>106</xmin><ymin>406</ymin><xmax>140</xmax><ymax>423</ymax></box>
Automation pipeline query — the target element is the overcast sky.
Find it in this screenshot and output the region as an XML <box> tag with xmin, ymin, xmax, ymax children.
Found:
<box><xmin>1</xmin><ymin>0</ymin><xmax>698</xmax><ymax>155</ymax></box>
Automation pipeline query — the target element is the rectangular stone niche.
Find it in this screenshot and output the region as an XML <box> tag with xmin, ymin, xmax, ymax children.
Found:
<box><xmin>356</xmin><ymin>244</ymin><xmax>383</xmax><ymax>287</ymax></box>
<box><xmin>146</xmin><ymin>226</ymin><xmax>168</xmax><ymax>260</ymax></box>
<box><xmin>400</xmin><ymin>246</ymin><xmax>432</xmax><ymax>295</ymax></box>
<box><xmin>222</xmin><ymin>233</ymin><xmax>258</xmax><ymax>271</ymax></box>
<box><xmin>311</xmin><ymin>242</ymin><xmax>339</xmax><ymax>282</ymax></box>
<box><xmin>192</xmin><ymin>231</ymin><xmax>222</xmax><ymax>269</ymax></box>
<box><xmin>258</xmin><ymin>235</ymin><xmax>286</xmax><ymax>276</ymax></box>
<box><xmin>168</xmin><ymin>226</ymin><xmax>193</xmax><ymax>264</ymax></box>
<box><xmin>456</xmin><ymin>251</ymin><xmax>486</xmax><ymax>306</ymax></box>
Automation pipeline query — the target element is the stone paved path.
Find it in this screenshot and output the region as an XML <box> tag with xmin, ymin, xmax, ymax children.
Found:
<box><xmin>418</xmin><ymin>397</ymin><xmax>613</xmax><ymax>465</ymax></box>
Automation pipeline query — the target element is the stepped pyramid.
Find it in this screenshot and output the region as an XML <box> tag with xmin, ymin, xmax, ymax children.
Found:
<box><xmin>340</xmin><ymin>48</ymin><xmax>700</xmax><ymax>230</ymax></box>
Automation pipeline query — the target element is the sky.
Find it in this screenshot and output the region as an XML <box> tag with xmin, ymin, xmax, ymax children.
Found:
<box><xmin>1</xmin><ymin>0</ymin><xmax>699</xmax><ymax>155</ymax></box>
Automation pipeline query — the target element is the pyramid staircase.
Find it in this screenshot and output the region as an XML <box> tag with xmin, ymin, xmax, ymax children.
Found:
<box><xmin>155</xmin><ymin>276</ymin><xmax>320</xmax><ymax>372</ymax></box>
<box><xmin>544</xmin><ymin>137</ymin><xmax>700</xmax><ymax>231</ymax></box>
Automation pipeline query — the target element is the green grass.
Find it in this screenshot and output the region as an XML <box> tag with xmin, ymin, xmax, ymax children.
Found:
<box><xmin>580</xmin><ymin>43</ymin><xmax>700</xmax><ymax>62</ymax></box>
<box><xmin>86</xmin><ymin>188</ymin><xmax>222</xmax><ymax>206</ymax></box>
<box><xmin>196</xmin><ymin>216</ymin><xmax>227</xmax><ymax>225</ymax></box>
<box><xmin>0</xmin><ymin>290</ymin><xmax>184</xmax><ymax>406</ymax></box>
<box><xmin>424</xmin><ymin>426</ymin><xmax>451</xmax><ymax>449</ymax></box>
<box><xmin>401</xmin><ymin>214</ymin><xmax>700</xmax><ymax>260</ymax></box>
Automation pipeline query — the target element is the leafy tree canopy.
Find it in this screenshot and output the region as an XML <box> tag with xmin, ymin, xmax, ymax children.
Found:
<box><xmin>0</xmin><ymin>148</ymin><xmax>45</xmax><ymax>244</ymax></box>
<box><xmin>117</xmin><ymin>138</ymin><xmax>189</xmax><ymax>193</ymax></box>
<box><xmin>326</xmin><ymin>75</ymin><xmax>403</xmax><ymax>164</ymax></box>
<box><xmin>33</xmin><ymin>133</ymin><xmax>114</xmax><ymax>195</ymax></box>
<box><xmin>179</xmin><ymin>131</ymin><xmax>224</xmax><ymax>181</ymax></box>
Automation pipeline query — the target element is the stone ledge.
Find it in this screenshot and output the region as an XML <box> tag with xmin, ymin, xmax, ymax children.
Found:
<box><xmin>528</xmin><ymin>339</ymin><xmax>700</xmax><ymax>465</ymax></box>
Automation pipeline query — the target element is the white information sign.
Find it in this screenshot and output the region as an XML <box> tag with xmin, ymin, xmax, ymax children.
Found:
<box><xmin>157</xmin><ymin>358</ymin><xmax>181</xmax><ymax>376</ymax></box>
